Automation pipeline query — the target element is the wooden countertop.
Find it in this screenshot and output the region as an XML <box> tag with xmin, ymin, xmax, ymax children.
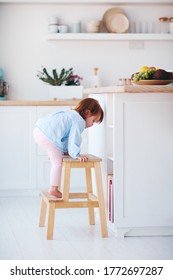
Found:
<box><xmin>0</xmin><ymin>99</ymin><xmax>80</xmax><ymax>106</ymax></box>
<box><xmin>84</xmin><ymin>85</ymin><xmax>173</xmax><ymax>94</ymax></box>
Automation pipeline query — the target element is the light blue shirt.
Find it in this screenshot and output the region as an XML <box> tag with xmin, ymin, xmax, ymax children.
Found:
<box><xmin>35</xmin><ymin>110</ymin><xmax>86</xmax><ymax>158</ymax></box>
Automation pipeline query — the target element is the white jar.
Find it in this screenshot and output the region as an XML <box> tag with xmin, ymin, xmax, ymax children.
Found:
<box><xmin>71</xmin><ymin>20</ymin><xmax>81</xmax><ymax>33</ymax></box>
<box><xmin>169</xmin><ymin>17</ymin><xmax>173</xmax><ymax>33</ymax></box>
<box><xmin>49</xmin><ymin>24</ymin><xmax>59</xmax><ymax>33</ymax></box>
<box><xmin>58</xmin><ymin>25</ymin><xmax>68</xmax><ymax>33</ymax></box>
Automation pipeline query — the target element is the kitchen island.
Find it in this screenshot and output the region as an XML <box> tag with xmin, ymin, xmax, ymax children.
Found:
<box><xmin>85</xmin><ymin>85</ymin><xmax>173</xmax><ymax>237</ymax></box>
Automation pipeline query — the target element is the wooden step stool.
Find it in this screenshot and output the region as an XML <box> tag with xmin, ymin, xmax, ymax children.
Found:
<box><xmin>39</xmin><ymin>154</ymin><xmax>108</xmax><ymax>240</ymax></box>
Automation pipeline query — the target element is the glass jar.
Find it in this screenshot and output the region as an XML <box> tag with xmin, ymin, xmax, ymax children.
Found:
<box><xmin>169</xmin><ymin>17</ymin><xmax>173</xmax><ymax>33</ymax></box>
<box><xmin>159</xmin><ymin>17</ymin><xmax>169</xmax><ymax>33</ymax></box>
<box><xmin>117</xmin><ymin>78</ymin><xmax>123</xmax><ymax>86</ymax></box>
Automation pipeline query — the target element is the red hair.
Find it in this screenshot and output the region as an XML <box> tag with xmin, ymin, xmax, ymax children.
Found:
<box><xmin>74</xmin><ymin>98</ymin><xmax>104</xmax><ymax>123</ymax></box>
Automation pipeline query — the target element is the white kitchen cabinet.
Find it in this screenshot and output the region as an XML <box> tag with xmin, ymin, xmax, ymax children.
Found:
<box><xmin>35</xmin><ymin>106</ymin><xmax>61</xmax><ymax>189</ymax></box>
<box><xmin>0</xmin><ymin>106</ymin><xmax>37</xmax><ymax>192</ymax></box>
<box><xmin>89</xmin><ymin>93</ymin><xmax>173</xmax><ymax>237</ymax></box>
<box><xmin>36</xmin><ymin>105</ymin><xmax>67</xmax><ymax>156</ymax></box>
<box><xmin>36</xmin><ymin>105</ymin><xmax>68</xmax><ymax>189</ymax></box>
<box><xmin>0</xmin><ymin>104</ymin><xmax>88</xmax><ymax>194</ymax></box>
<box><xmin>36</xmin><ymin>105</ymin><xmax>88</xmax><ymax>190</ymax></box>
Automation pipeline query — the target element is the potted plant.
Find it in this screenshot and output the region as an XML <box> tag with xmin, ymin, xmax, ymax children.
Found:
<box><xmin>37</xmin><ymin>67</ymin><xmax>83</xmax><ymax>100</ymax></box>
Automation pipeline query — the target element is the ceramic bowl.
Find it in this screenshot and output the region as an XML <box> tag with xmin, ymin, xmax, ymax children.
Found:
<box><xmin>49</xmin><ymin>24</ymin><xmax>59</xmax><ymax>33</ymax></box>
<box><xmin>85</xmin><ymin>21</ymin><xmax>100</xmax><ymax>33</ymax></box>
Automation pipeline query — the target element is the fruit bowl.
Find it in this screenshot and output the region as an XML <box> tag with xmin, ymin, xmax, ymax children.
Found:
<box><xmin>131</xmin><ymin>67</ymin><xmax>173</xmax><ymax>85</ymax></box>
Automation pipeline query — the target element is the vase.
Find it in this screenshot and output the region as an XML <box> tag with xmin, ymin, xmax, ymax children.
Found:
<box><xmin>49</xmin><ymin>85</ymin><xmax>83</xmax><ymax>100</ymax></box>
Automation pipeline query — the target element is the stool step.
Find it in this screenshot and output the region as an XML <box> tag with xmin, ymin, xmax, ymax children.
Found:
<box><xmin>63</xmin><ymin>154</ymin><xmax>102</xmax><ymax>162</ymax></box>
<box><xmin>41</xmin><ymin>191</ymin><xmax>99</xmax><ymax>208</ymax></box>
<box><xmin>41</xmin><ymin>191</ymin><xmax>97</xmax><ymax>201</ymax></box>
<box><xmin>41</xmin><ymin>191</ymin><xmax>59</xmax><ymax>202</ymax></box>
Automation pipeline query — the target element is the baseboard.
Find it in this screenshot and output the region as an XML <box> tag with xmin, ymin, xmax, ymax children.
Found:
<box><xmin>113</xmin><ymin>226</ymin><xmax>173</xmax><ymax>237</ymax></box>
<box><xmin>0</xmin><ymin>189</ymin><xmax>42</xmax><ymax>197</ymax></box>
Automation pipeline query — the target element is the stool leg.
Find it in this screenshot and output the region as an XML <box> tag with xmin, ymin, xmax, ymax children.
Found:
<box><xmin>63</xmin><ymin>162</ymin><xmax>71</xmax><ymax>201</ymax></box>
<box><xmin>94</xmin><ymin>162</ymin><xmax>108</xmax><ymax>237</ymax></box>
<box><xmin>85</xmin><ymin>167</ymin><xmax>95</xmax><ymax>225</ymax></box>
<box><xmin>47</xmin><ymin>202</ymin><xmax>56</xmax><ymax>240</ymax></box>
<box><xmin>39</xmin><ymin>196</ymin><xmax>47</xmax><ymax>227</ymax></box>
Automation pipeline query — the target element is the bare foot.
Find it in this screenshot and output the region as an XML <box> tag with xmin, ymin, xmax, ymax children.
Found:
<box><xmin>49</xmin><ymin>187</ymin><xmax>62</xmax><ymax>199</ymax></box>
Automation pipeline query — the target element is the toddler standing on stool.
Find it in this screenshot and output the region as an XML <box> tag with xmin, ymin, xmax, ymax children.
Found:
<box><xmin>33</xmin><ymin>98</ymin><xmax>104</xmax><ymax>199</ymax></box>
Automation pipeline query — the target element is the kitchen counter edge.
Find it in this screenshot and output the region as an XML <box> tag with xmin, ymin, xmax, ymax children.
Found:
<box><xmin>84</xmin><ymin>85</ymin><xmax>173</xmax><ymax>94</ymax></box>
<box><xmin>0</xmin><ymin>99</ymin><xmax>80</xmax><ymax>106</ymax></box>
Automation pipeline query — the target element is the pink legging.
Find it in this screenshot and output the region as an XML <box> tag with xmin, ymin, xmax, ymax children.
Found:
<box><xmin>33</xmin><ymin>127</ymin><xmax>62</xmax><ymax>187</ymax></box>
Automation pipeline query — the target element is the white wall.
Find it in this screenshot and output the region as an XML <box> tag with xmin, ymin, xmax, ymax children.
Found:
<box><xmin>0</xmin><ymin>3</ymin><xmax>173</xmax><ymax>100</ymax></box>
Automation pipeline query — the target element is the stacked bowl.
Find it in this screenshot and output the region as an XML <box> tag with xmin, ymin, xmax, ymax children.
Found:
<box><xmin>85</xmin><ymin>20</ymin><xmax>101</xmax><ymax>33</ymax></box>
<box><xmin>48</xmin><ymin>16</ymin><xmax>59</xmax><ymax>33</ymax></box>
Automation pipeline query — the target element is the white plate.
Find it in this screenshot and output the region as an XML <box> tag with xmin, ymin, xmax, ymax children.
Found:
<box><xmin>103</xmin><ymin>8</ymin><xmax>129</xmax><ymax>33</ymax></box>
<box><xmin>106</xmin><ymin>13</ymin><xmax>129</xmax><ymax>33</ymax></box>
<box><xmin>103</xmin><ymin>8</ymin><xmax>123</xmax><ymax>25</ymax></box>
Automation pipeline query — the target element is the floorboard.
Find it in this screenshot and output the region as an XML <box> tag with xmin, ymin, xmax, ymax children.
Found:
<box><xmin>0</xmin><ymin>196</ymin><xmax>173</xmax><ymax>260</ymax></box>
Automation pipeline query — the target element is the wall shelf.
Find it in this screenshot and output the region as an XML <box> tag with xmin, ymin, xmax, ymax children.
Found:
<box><xmin>45</xmin><ymin>33</ymin><xmax>173</xmax><ymax>41</ymax></box>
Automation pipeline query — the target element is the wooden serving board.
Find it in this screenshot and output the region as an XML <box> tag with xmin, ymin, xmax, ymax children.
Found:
<box><xmin>84</xmin><ymin>85</ymin><xmax>173</xmax><ymax>94</ymax></box>
<box><xmin>123</xmin><ymin>85</ymin><xmax>173</xmax><ymax>93</ymax></box>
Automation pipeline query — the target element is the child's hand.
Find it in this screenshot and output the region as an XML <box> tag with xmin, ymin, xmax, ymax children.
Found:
<box><xmin>77</xmin><ymin>155</ymin><xmax>88</xmax><ymax>162</ymax></box>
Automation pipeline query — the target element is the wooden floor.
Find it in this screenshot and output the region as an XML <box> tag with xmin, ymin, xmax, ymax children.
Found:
<box><xmin>0</xmin><ymin>195</ymin><xmax>173</xmax><ymax>260</ymax></box>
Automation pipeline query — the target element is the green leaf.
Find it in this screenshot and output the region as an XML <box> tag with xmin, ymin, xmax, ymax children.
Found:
<box><xmin>52</xmin><ymin>69</ymin><xmax>58</xmax><ymax>79</ymax></box>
